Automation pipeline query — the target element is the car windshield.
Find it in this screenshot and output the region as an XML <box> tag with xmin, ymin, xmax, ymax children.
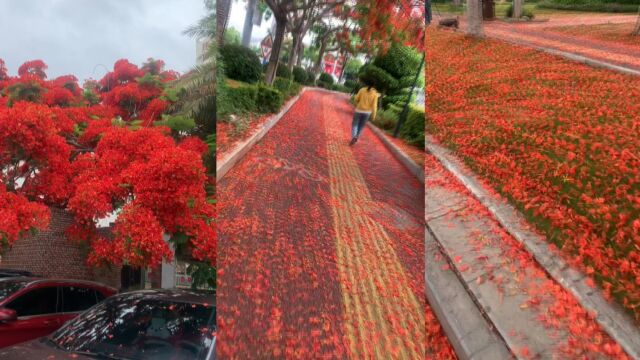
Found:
<box><xmin>48</xmin><ymin>294</ymin><xmax>216</xmax><ymax>360</ymax></box>
<box><xmin>0</xmin><ymin>278</ymin><xmax>30</xmax><ymax>302</ymax></box>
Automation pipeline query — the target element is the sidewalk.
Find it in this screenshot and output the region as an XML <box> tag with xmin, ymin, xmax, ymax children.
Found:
<box><xmin>216</xmin><ymin>90</ymin><xmax>425</xmax><ymax>358</ymax></box>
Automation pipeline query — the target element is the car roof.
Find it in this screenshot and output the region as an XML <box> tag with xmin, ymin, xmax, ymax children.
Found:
<box><xmin>115</xmin><ymin>288</ymin><xmax>216</xmax><ymax>306</ymax></box>
<box><xmin>0</xmin><ymin>276</ymin><xmax>116</xmax><ymax>291</ymax></box>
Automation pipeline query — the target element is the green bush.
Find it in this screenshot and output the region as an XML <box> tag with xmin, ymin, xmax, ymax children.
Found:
<box><xmin>506</xmin><ymin>3</ymin><xmax>535</xmax><ymax>18</ymax></box>
<box><xmin>536</xmin><ymin>1</ymin><xmax>637</xmax><ymax>12</ymax></box>
<box><xmin>255</xmin><ymin>85</ymin><xmax>284</xmax><ymax>114</ymax></box>
<box><xmin>219</xmin><ymin>44</ymin><xmax>262</xmax><ymax>83</ymax></box>
<box><xmin>332</xmin><ymin>84</ymin><xmax>351</xmax><ymax>93</ymax></box>
<box><xmin>306</xmin><ymin>71</ymin><xmax>316</xmax><ymax>85</ymax></box>
<box><xmin>373</xmin><ymin>106</ymin><xmax>401</xmax><ymax>131</ymax></box>
<box><xmin>344</xmin><ymin>79</ymin><xmax>357</xmax><ymax>90</ymax></box>
<box><xmin>292</xmin><ymin>66</ymin><xmax>307</xmax><ymax>84</ymax></box>
<box><xmin>399</xmin><ymin>105</ymin><xmax>425</xmax><ymax>148</ymax></box>
<box><xmin>358</xmin><ymin>64</ymin><xmax>398</xmax><ymax>93</ymax></box>
<box><xmin>372</xmin><ymin>44</ymin><xmax>422</xmax><ymax>80</ymax></box>
<box><xmin>276</xmin><ymin>63</ymin><xmax>292</xmax><ymax>79</ymax></box>
<box><xmin>289</xmin><ymin>81</ymin><xmax>302</xmax><ymax>96</ymax></box>
<box><xmin>318</xmin><ymin>73</ymin><xmax>334</xmax><ymax>85</ymax></box>
<box><xmin>272</xmin><ymin>77</ymin><xmax>293</xmax><ymax>96</ymax></box>
<box><xmin>224</xmin><ymin>84</ymin><xmax>258</xmax><ymax>114</ymax></box>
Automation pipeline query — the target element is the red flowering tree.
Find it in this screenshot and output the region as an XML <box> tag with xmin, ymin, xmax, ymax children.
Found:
<box><xmin>0</xmin><ymin>58</ymin><xmax>215</xmax><ymax>269</ymax></box>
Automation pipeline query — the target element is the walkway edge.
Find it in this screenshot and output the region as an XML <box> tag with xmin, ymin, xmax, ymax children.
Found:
<box><xmin>425</xmin><ymin>229</ymin><xmax>512</xmax><ymax>360</ymax></box>
<box><xmin>367</xmin><ymin>123</ymin><xmax>425</xmax><ymax>184</ymax></box>
<box><xmin>425</xmin><ymin>135</ymin><xmax>640</xmax><ymax>360</ymax></box>
<box><xmin>493</xmin><ymin>36</ymin><xmax>640</xmax><ymax>77</ymax></box>
<box><xmin>216</xmin><ymin>87</ymin><xmax>309</xmax><ymax>181</ymax></box>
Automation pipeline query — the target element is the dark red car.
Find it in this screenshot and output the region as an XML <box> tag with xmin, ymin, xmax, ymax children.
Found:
<box><xmin>0</xmin><ymin>277</ymin><xmax>116</xmax><ymax>348</ymax></box>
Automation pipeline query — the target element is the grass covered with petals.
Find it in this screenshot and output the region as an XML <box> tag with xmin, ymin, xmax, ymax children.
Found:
<box><xmin>426</xmin><ymin>27</ymin><xmax>640</xmax><ymax>320</ymax></box>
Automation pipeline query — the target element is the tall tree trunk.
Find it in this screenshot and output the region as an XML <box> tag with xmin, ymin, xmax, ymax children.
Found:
<box><xmin>296</xmin><ymin>40</ymin><xmax>304</xmax><ymax>67</ymax></box>
<box><xmin>633</xmin><ymin>6</ymin><xmax>640</xmax><ymax>35</ymax></box>
<box><xmin>242</xmin><ymin>0</ymin><xmax>258</xmax><ymax>46</ymax></box>
<box><xmin>265</xmin><ymin>17</ymin><xmax>287</xmax><ymax>85</ymax></box>
<box><xmin>512</xmin><ymin>0</ymin><xmax>523</xmax><ymax>18</ymax></box>
<box><xmin>453</xmin><ymin>0</ymin><xmax>461</xmax><ymax>6</ymax></box>
<box><xmin>314</xmin><ymin>38</ymin><xmax>328</xmax><ymax>75</ymax></box>
<box><xmin>288</xmin><ymin>33</ymin><xmax>302</xmax><ymax>70</ymax></box>
<box><xmin>467</xmin><ymin>0</ymin><xmax>484</xmax><ymax>37</ymax></box>
<box><xmin>216</xmin><ymin>0</ymin><xmax>232</xmax><ymax>45</ymax></box>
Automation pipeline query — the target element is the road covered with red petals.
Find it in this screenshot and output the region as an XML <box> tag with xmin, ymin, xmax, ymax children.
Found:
<box><xmin>217</xmin><ymin>89</ymin><xmax>433</xmax><ymax>358</ymax></box>
<box><xmin>484</xmin><ymin>13</ymin><xmax>640</xmax><ymax>71</ymax></box>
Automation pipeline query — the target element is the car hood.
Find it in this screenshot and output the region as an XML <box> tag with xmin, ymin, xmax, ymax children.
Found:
<box><xmin>0</xmin><ymin>339</ymin><xmax>93</xmax><ymax>359</ymax></box>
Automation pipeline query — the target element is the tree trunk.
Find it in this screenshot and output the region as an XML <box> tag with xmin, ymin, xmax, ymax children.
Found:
<box><xmin>242</xmin><ymin>0</ymin><xmax>258</xmax><ymax>46</ymax></box>
<box><xmin>216</xmin><ymin>0</ymin><xmax>232</xmax><ymax>45</ymax></box>
<box><xmin>453</xmin><ymin>0</ymin><xmax>461</xmax><ymax>6</ymax></box>
<box><xmin>513</xmin><ymin>0</ymin><xmax>523</xmax><ymax>19</ymax></box>
<box><xmin>296</xmin><ymin>40</ymin><xmax>304</xmax><ymax>67</ymax></box>
<box><xmin>633</xmin><ymin>7</ymin><xmax>640</xmax><ymax>35</ymax></box>
<box><xmin>314</xmin><ymin>38</ymin><xmax>328</xmax><ymax>75</ymax></box>
<box><xmin>467</xmin><ymin>0</ymin><xmax>484</xmax><ymax>37</ymax></box>
<box><xmin>265</xmin><ymin>18</ymin><xmax>287</xmax><ymax>85</ymax></box>
<box><xmin>288</xmin><ymin>33</ymin><xmax>302</xmax><ymax>70</ymax></box>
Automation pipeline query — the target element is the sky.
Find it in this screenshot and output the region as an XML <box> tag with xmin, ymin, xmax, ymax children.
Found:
<box><xmin>0</xmin><ymin>0</ymin><xmax>205</xmax><ymax>82</ymax></box>
<box><xmin>228</xmin><ymin>0</ymin><xmax>272</xmax><ymax>47</ymax></box>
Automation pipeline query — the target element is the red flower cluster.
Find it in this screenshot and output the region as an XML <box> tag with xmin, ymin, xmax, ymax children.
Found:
<box><xmin>0</xmin><ymin>58</ymin><xmax>215</xmax><ymax>268</ymax></box>
<box><xmin>427</xmin><ymin>28</ymin><xmax>640</xmax><ymax>319</ymax></box>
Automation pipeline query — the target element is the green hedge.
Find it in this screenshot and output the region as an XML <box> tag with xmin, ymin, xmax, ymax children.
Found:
<box><xmin>219</xmin><ymin>44</ymin><xmax>262</xmax><ymax>83</ymax></box>
<box><xmin>276</xmin><ymin>63</ymin><xmax>292</xmax><ymax>79</ymax></box>
<box><xmin>272</xmin><ymin>77</ymin><xmax>303</xmax><ymax>98</ymax></box>
<box><xmin>399</xmin><ymin>105</ymin><xmax>425</xmax><ymax>148</ymax></box>
<box><xmin>358</xmin><ymin>64</ymin><xmax>398</xmax><ymax>93</ymax></box>
<box><xmin>224</xmin><ymin>85</ymin><xmax>258</xmax><ymax>113</ymax></box>
<box><xmin>292</xmin><ymin>66</ymin><xmax>307</xmax><ymax>84</ymax></box>
<box><xmin>256</xmin><ymin>85</ymin><xmax>284</xmax><ymax>114</ymax></box>
<box><xmin>537</xmin><ymin>1</ymin><xmax>637</xmax><ymax>12</ymax></box>
<box><xmin>318</xmin><ymin>72</ymin><xmax>335</xmax><ymax>85</ymax></box>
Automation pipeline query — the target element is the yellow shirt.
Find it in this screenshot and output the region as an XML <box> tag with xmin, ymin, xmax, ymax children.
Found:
<box><xmin>354</xmin><ymin>87</ymin><xmax>380</xmax><ymax>121</ymax></box>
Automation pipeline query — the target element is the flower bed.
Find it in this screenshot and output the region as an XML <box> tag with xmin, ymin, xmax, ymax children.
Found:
<box><xmin>426</xmin><ymin>27</ymin><xmax>640</xmax><ymax>320</ymax></box>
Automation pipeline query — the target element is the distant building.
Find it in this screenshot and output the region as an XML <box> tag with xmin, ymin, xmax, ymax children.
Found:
<box><xmin>196</xmin><ymin>37</ymin><xmax>212</xmax><ymax>65</ymax></box>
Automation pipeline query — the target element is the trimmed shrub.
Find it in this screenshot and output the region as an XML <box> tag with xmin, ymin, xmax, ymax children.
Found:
<box><xmin>358</xmin><ymin>64</ymin><xmax>398</xmax><ymax>93</ymax></box>
<box><xmin>224</xmin><ymin>84</ymin><xmax>257</xmax><ymax>114</ymax></box>
<box><xmin>272</xmin><ymin>77</ymin><xmax>292</xmax><ymax>96</ymax></box>
<box><xmin>506</xmin><ymin>4</ymin><xmax>535</xmax><ymax>18</ymax></box>
<box><xmin>399</xmin><ymin>105</ymin><xmax>425</xmax><ymax>147</ymax></box>
<box><xmin>220</xmin><ymin>44</ymin><xmax>262</xmax><ymax>83</ymax></box>
<box><xmin>374</xmin><ymin>106</ymin><xmax>401</xmax><ymax>131</ymax></box>
<box><xmin>306</xmin><ymin>70</ymin><xmax>316</xmax><ymax>85</ymax></box>
<box><xmin>255</xmin><ymin>85</ymin><xmax>284</xmax><ymax>114</ymax></box>
<box><xmin>289</xmin><ymin>81</ymin><xmax>302</xmax><ymax>96</ymax></box>
<box><xmin>276</xmin><ymin>63</ymin><xmax>292</xmax><ymax>79</ymax></box>
<box><xmin>344</xmin><ymin>79</ymin><xmax>357</xmax><ymax>90</ymax></box>
<box><xmin>318</xmin><ymin>73</ymin><xmax>334</xmax><ymax>85</ymax></box>
<box><xmin>292</xmin><ymin>66</ymin><xmax>307</xmax><ymax>84</ymax></box>
<box><xmin>372</xmin><ymin>44</ymin><xmax>422</xmax><ymax>80</ymax></box>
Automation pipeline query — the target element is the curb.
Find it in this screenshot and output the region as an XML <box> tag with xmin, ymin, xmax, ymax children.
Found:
<box><xmin>425</xmin><ymin>135</ymin><xmax>640</xmax><ymax>359</ymax></box>
<box><xmin>426</xmin><ymin>229</ymin><xmax>513</xmax><ymax>360</ymax></box>
<box><xmin>216</xmin><ymin>87</ymin><xmax>309</xmax><ymax>181</ymax></box>
<box><xmin>490</xmin><ymin>36</ymin><xmax>640</xmax><ymax>77</ymax></box>
<box><xmin>366</xmin><ymin>123</ymin><xmax>425</xmax><ymax>184</ymax></box>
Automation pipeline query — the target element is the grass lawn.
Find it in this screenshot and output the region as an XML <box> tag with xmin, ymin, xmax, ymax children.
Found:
<box><xmin>426</xmin><ymin>26</ymin><xmax>640</xmax><ymax>321</ymax></box>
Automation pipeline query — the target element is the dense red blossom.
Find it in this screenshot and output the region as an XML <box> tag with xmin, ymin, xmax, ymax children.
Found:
<box><xmin>0</xmin><ymin>57</ymin><xmax>214</xmax><ymax>268</ymax></box>
<box><xmin>18</xmin><ymin>60</ymin><xmax>48</xmax><ymax>79</ymax></box>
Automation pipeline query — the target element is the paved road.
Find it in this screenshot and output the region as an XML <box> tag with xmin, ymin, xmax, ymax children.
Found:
<box><xmin>436</xmin><ymin>13</ymin><xmax>640</xmax><ymax>73</ymax></box>
<box><xmin>217</xmin><ymin>90</ymin><xmax>425</xmax><ymax>359</ymax></box>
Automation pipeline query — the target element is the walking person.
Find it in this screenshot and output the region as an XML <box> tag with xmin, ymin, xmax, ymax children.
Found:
<box><xmin>349</xmin><ymin>82</ymin><xmax>380</xmax><ymax>145</ymax></box>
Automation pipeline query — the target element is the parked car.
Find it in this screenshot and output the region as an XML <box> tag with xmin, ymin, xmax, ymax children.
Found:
<box><xmin>0</xmin><ymin>289</ymin><xmax>216</xmax><ymax>360</ymax></box>
<box><xmin>0</xmin><ymin>269</ymin><xmax>34</xmax><ymax>279</ymax></box>
<box><xmin>0</xmin><ymin>277</ymin><xmax>116</xmax><ymax>348</ymax></box>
